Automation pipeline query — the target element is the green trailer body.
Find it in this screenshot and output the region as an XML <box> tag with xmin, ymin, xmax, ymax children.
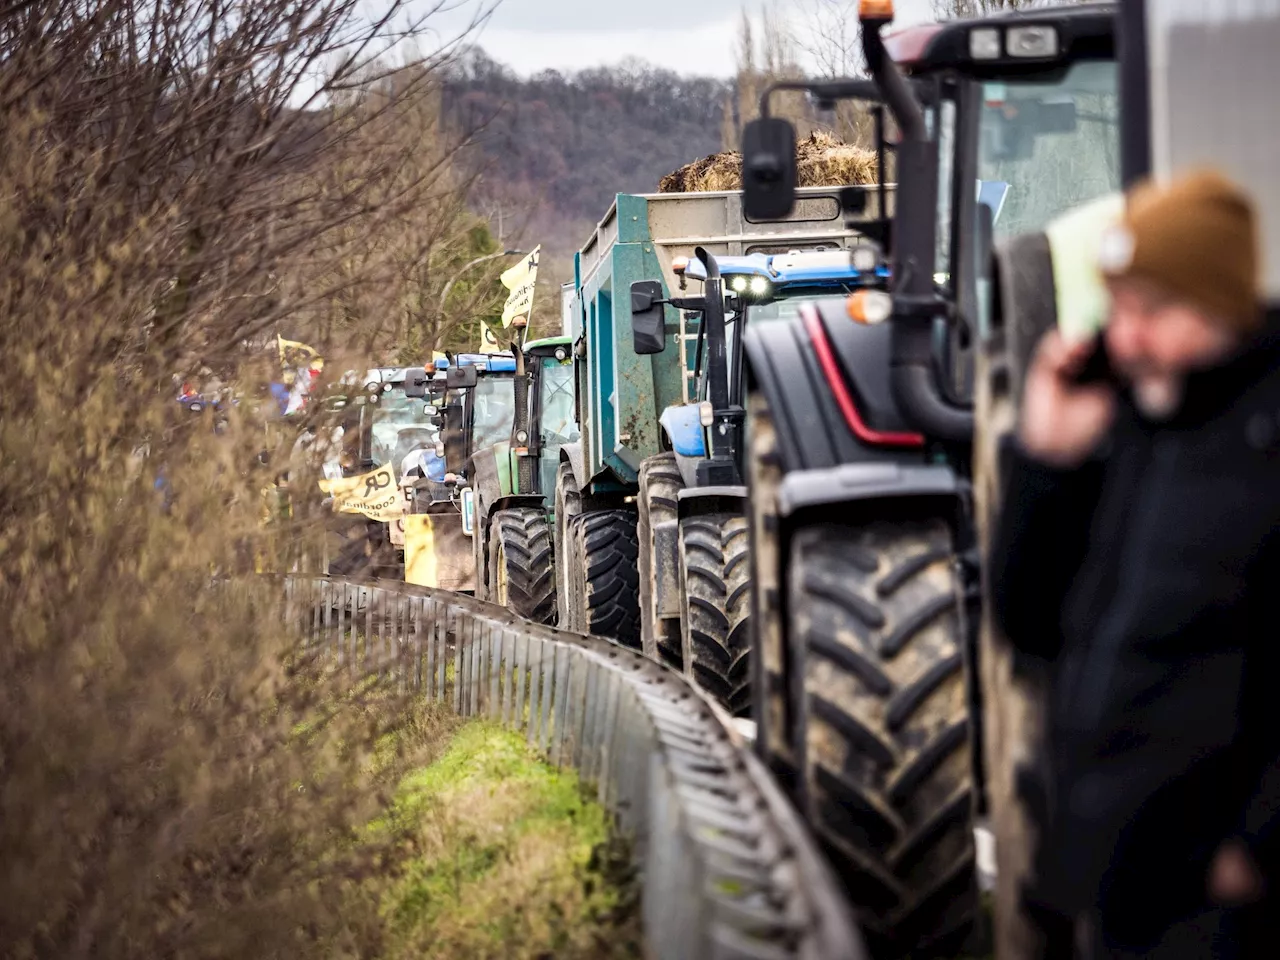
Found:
<box><xmin>566</xmin><ymin>187</ymin><xmax>864</xmax><ymax>496</ymax></box>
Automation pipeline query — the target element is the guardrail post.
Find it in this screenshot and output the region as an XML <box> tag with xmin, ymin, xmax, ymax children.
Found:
<box><xmin>599</xmin><ymin>668</ymin><xmax>623</xmax><ymax>808</ymax></box>
<box><xmin>451</xmin><ymin>609</ymin><xmax>462</xmax><ymax>712</ymax></box>
<box><xmin>500</xmin><ymin>629</ymin><xmax>514</xmax><ymax>726</ymax></box>
<box><xmin>470</xmin><ymin>619</ymin><xmax>483</xmax><ymax>717</ymax></box>
<box><xmin>551</xmin><ymin>644</ymin><xmax>571</xmax><ymax>766</ymax></box>
<box><xmin>511</xmin><ymin>631</ymin><xmax>525</xmax><ymax>730</ymax></box>
<box><xmin>435</xmin><ymin>603</ymin><xmax>447</xmax><ymax>702</ymax></box>
<box><xmin>362</xmin><ymin>584</ymin><xmax>372</xmax><ymax>672</ymax></box>
<box><xmin>537</xmin><ymin>641</ymin><xmax>554</xmax><ymax>752</ymax></box>
<box><xmin>487</xmin><ymin>626</ymin><xmax>501</xmax><ymax>721</ymax></box>
<box><xmin>333</xmin><ymin>582</ymin><xmax>344</xmax><ymax>656</ymax></box>
<box><xmin>333</xmin><ymin>581</ymin><xmax>344</xmax><ymax>666</ymax></box>
<box><xmin>379</xmin><ymin>588</ymin><xmax>389</xmax><ymax>680</ymax></box>
<box><xmin>581</xmin><ymin>660</ymin><xmax>601</xmax><ymax>783</ymax></box>
<box><xmin>408</xmin><ymin>597</ymin><xmax>420</xmax><ymax>691</ymax></box>
<box><xmin>321</xmin><ymin>582</ymin><xmax>332</xmax><ymax>656</ymax></box>
<box><xmin>425</xmin><ymin>600</ymin><xmax>435</xmax><ymax>699</ymax></box>
<box><xmin>311</xmin><ymin>581</ymin><xmax>322</xmax><ymax>651</ymax></box>
<box><xmin>465</xmin><ymin>619</ymin><xmax>476</xmax><ymax>716</ymax></box>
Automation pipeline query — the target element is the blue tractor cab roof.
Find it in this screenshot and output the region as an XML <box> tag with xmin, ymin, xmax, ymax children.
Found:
<box><xmin>437</xmin><ymin>352</ymin><xmax>516</xmax><ymax>372</ymax></box>
<box><xmin>681</xmin><ymin>249</ymin><xmax>891</xmax><ymax>289</ymax></box>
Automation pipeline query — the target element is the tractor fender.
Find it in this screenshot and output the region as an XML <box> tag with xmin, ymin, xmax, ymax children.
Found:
<box><xmin>743</xmin><ymin>301</ymin><xmax>924</xmax><ymax>475</ymax></box>
<box><xmin>676</xmin><ymin>484</ymin><xmax>748</xmax><ymax>520</ymax></box>
<box><xmin>469</xmin><ymin>446</ymin><xmax>506</xmax><ymax>528</ymax></box>
<box><xmin>778</xmin><ymin>461</ymin><xmax>964</xmax><ymax>526</ymax></box>
<box><xmin>644</xmin><ymin>485</ymin><xmax>751</xmax><ymax>629</ymax></box>
<box><xmin>559</xmin><ymin>441</ymin><xmax>588</xmax><ymax>493</ymax></box>
<box><xmin>488</xmin><ymin>493</ymin><xmax>547</xmax><ymax>519</ymax></box>
<box><xmin>659</xmin><ymin>405</ymin><xmax>706</xmax><ymax>489</ymax></box>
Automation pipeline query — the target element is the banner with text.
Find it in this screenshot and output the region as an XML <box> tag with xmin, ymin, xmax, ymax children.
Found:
<box><xmin>318</xmin><ymin>464</ymin><xmax>403</xmax><ymax>522</ymax></box>
<box><xmin>499</xmin><ymin>246</ymin><xmax>540</xmax><ymax>331</ymax></box>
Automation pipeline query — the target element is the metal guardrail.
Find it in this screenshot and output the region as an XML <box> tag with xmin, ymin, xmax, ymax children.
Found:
<box><xmin>286</xmin><ymin>576</ymin><xmax>866</xmax><ymax>960</ymax></box>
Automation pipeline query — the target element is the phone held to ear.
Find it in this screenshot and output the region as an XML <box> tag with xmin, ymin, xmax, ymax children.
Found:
<box><xmin>1068</xmin><ymin>334</ymin><xmax>1118</xmax><ymax>387</ymax></box>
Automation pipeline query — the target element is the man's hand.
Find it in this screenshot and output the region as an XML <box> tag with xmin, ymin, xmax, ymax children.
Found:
<box><xmin>1209</xmin><ymin>840</ymin><xmax>1265</xmax><ymax>905</ymax></box>
<box><xmin>1019</xmin><ymin>331</ymin><xmax>1117</xmax><ymax>468</ymax></box>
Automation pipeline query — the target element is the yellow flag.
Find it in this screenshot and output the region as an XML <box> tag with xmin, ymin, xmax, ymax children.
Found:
<box><xmin>318</xmin><ymin>464</ymin><xmax>403</xmax><ymax>521</ymax></box>
<box><xmin>479</xmin><ymin>322</ymin><xmax>502</xmax><ymax>354</ymax></box>
<box><xmin>499</xmin><ymin>246</ymin><xmax>540</xmax><ymax>330</ymax></box>
<box><xmin>278</xmin><ymin>335</ymin><xmax>321</xmax><ymax>369</ymax></box>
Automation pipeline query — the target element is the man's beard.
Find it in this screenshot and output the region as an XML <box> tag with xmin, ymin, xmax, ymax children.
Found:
<box><xmin>1131</xmin><ymin>375</ymin><xmax>1184</xmax><ymax>421</ymax></box>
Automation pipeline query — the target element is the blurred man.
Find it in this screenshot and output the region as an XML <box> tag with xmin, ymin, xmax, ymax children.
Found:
<box><xmin>991</xmin><ymin>170</ymin><xmax>1278</xmax><ymax>957</ymax></box>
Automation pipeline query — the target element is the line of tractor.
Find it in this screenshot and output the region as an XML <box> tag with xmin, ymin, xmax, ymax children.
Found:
<box><xmin>299</xmin><ymin>2</ymin><xmax>1279</xmax><ymax>955</ymax></box>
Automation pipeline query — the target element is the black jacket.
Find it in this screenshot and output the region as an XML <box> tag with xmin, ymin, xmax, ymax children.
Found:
<box><xmin>991</xmin><ymin>327</ymin><xmax>1280</xmax><ymax>948</ymax></box>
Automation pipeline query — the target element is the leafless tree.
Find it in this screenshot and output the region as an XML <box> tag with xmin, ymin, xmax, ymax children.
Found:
<box><xmin>0</xmin><ymin>0</ymin><xmax>509</xmax><ymax>956</ymax></box>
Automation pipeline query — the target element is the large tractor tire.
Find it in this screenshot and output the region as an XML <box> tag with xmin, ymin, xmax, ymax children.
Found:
<box><xmin>973</xmin><ymin>234</ymin><xmax>1062</xmax><ymax>957</ymax></box>
<box><xmin>637</xmin><ymin>452</ymin><xmax>684</xmax><ymax>667</ymax></box>
<box><xmin>789</xmin><ymin>518</ymin><xmax>976</xmax><ymax>958</ymax></box>
<box><xmin>745</xmin><ymin>391</ymin><xmax>793</xmax><ymax>776</ymax></box>
<box><xmin>553</xmin><ymin>461</ymin><xmax>582</xmax><ymax>629</ymax></box>
<box><xmin>569</xmin><ymin>509</ymin><xmax>641</xmax><ymax>648</ymax></box>
<box><xmin>487</xmin><ymin>507</ymin><xmax>555</xmax><ymax>624</ymax></box>
<box><xmin>679</xmin><ymin>513</ymin><xmax>751</xmax><ymax>716</ymax></box>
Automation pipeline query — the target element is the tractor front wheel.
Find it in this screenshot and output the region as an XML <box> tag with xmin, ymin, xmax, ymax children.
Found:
<box><xmin>787</xmin><ymin>517</ymin><xmax>977</xmax><ymax>957</ymax></box>
<box><xmin>678</xmin><ymin>513</ymin><xmax>751</xmax><ymax>715</ymax></box>
<box><xmin>488</xmin><ymin>507</ymin><xmax>555</xmax><ymax>624</ymax></box>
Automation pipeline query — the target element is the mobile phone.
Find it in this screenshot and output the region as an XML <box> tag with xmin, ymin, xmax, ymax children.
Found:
<box><xmin>1068</xmin><ymin>334</ymin><xmax>1116</xmax><ymax>386</ymax></box>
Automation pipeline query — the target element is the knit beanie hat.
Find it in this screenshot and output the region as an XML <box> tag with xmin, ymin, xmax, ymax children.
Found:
<box><xmin>1096</xmin><ymin>168</ymin><xmax>1261</xmax><ymax>331</ymax></box>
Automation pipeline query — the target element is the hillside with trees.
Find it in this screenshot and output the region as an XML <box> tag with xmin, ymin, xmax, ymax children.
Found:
<box><xmin>443</xmin><ymin>49</ymin><xmax>734</xmax><ymax>260</ymax></box>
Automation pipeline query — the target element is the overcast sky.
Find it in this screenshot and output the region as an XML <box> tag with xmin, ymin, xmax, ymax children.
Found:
<box><xmin>418</xmin><ymin>0</ymin><xmax>937</xmax><ymax>77</ymax></box>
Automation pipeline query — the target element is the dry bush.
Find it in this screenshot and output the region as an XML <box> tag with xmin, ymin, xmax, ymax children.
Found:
<box><xmin>0</xmin><ymin>0</ymin><xmax>495</xmax><ymax>956</ymax></box>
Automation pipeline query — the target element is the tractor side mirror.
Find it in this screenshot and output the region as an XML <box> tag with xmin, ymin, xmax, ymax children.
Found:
<box><xmin>742</xmin><ymin>117</ymin><xmax>797</xmax><ymax>221</ymax></box>
<box><xmin>1036</xmin><ymin>98</ymin><xmax>1078</xmax><ymax>135</ymax></box>
<box><xmin>446</xmin><ymin>365</ymin><xmax>478</xmax><ymax>389</ymax></box>
<box><xmin>403</xmin><ymin>366</ymin><xmax>429</xmax><ymax>398</ymax></box>
<box><xmin>630</xmin><ymin>280</ymin><xmax>667</xmax><ymax>355</ymax></box>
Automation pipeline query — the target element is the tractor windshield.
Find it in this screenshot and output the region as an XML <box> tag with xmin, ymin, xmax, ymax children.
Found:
<box><xmin>538</xmin><ymin>356</ymin><xmax>577</xmax><ymax>496</ymax></box>
<box><xmin>539</xmin><ymin>357</ymin><xmax>577</xmax><ymax>450</ymax></box>
<box><xmin>470</xmin><ymin>374</ymin><xmax>517</xmax><ymax>454</ymax></box>
<box><xmin>976</xmin><ymin>59</ymin><xmax>1121</xmax><ymax>238</ymax></box>
<box><xmin>365</xmin><ymin>393</ymin><xmax>440</xmax><ymax>471</ymax></box>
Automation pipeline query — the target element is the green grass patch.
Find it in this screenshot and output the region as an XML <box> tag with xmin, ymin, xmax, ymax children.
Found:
<box><xmin>372</xmin><ymin>720</ymin><xmax>640</xmax><ymax>960</ymax></box>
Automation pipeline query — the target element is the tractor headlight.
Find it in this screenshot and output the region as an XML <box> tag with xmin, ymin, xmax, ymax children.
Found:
<box><xmin>1007</xmin><ymin>25</ymin><xmax>1058</xmax><ymax>58</ymax></box>
<box><xmin>969</xmin><ymin>27</ymin><xmax>1001</xmax><ymax>60</ymax></box>
<box><xmin>730</xmin><ymin>275</ymin><xmax>748</xmax><ymax>293</ymax></box>
<box><xmin>515</xmin><ymin>429</ymin><xmax>529</xmax><ymax>443</ymax></box>
<box><xmin>749</xmin><ymin>276</ymin><xmax>770</xmax><ymax>296</ymax></box>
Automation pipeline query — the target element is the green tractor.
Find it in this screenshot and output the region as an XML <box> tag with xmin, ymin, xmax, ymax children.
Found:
<box><xmin>466</xmin><ymin>336</ymin><xmax>576</xmax><ymax>623</ymax></box>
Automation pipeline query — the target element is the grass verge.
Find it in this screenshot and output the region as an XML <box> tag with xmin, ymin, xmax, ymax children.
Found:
<box><xmin>370</xmin><ymin>719</ymin><xmax>641</xmax><ymax>960</ymax></box>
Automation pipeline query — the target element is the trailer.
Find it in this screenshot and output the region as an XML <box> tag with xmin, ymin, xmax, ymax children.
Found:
<box><xmin>559</xmin><ymin>186</ymin><xmax>890</xmax><ymax>707</ymax></box>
